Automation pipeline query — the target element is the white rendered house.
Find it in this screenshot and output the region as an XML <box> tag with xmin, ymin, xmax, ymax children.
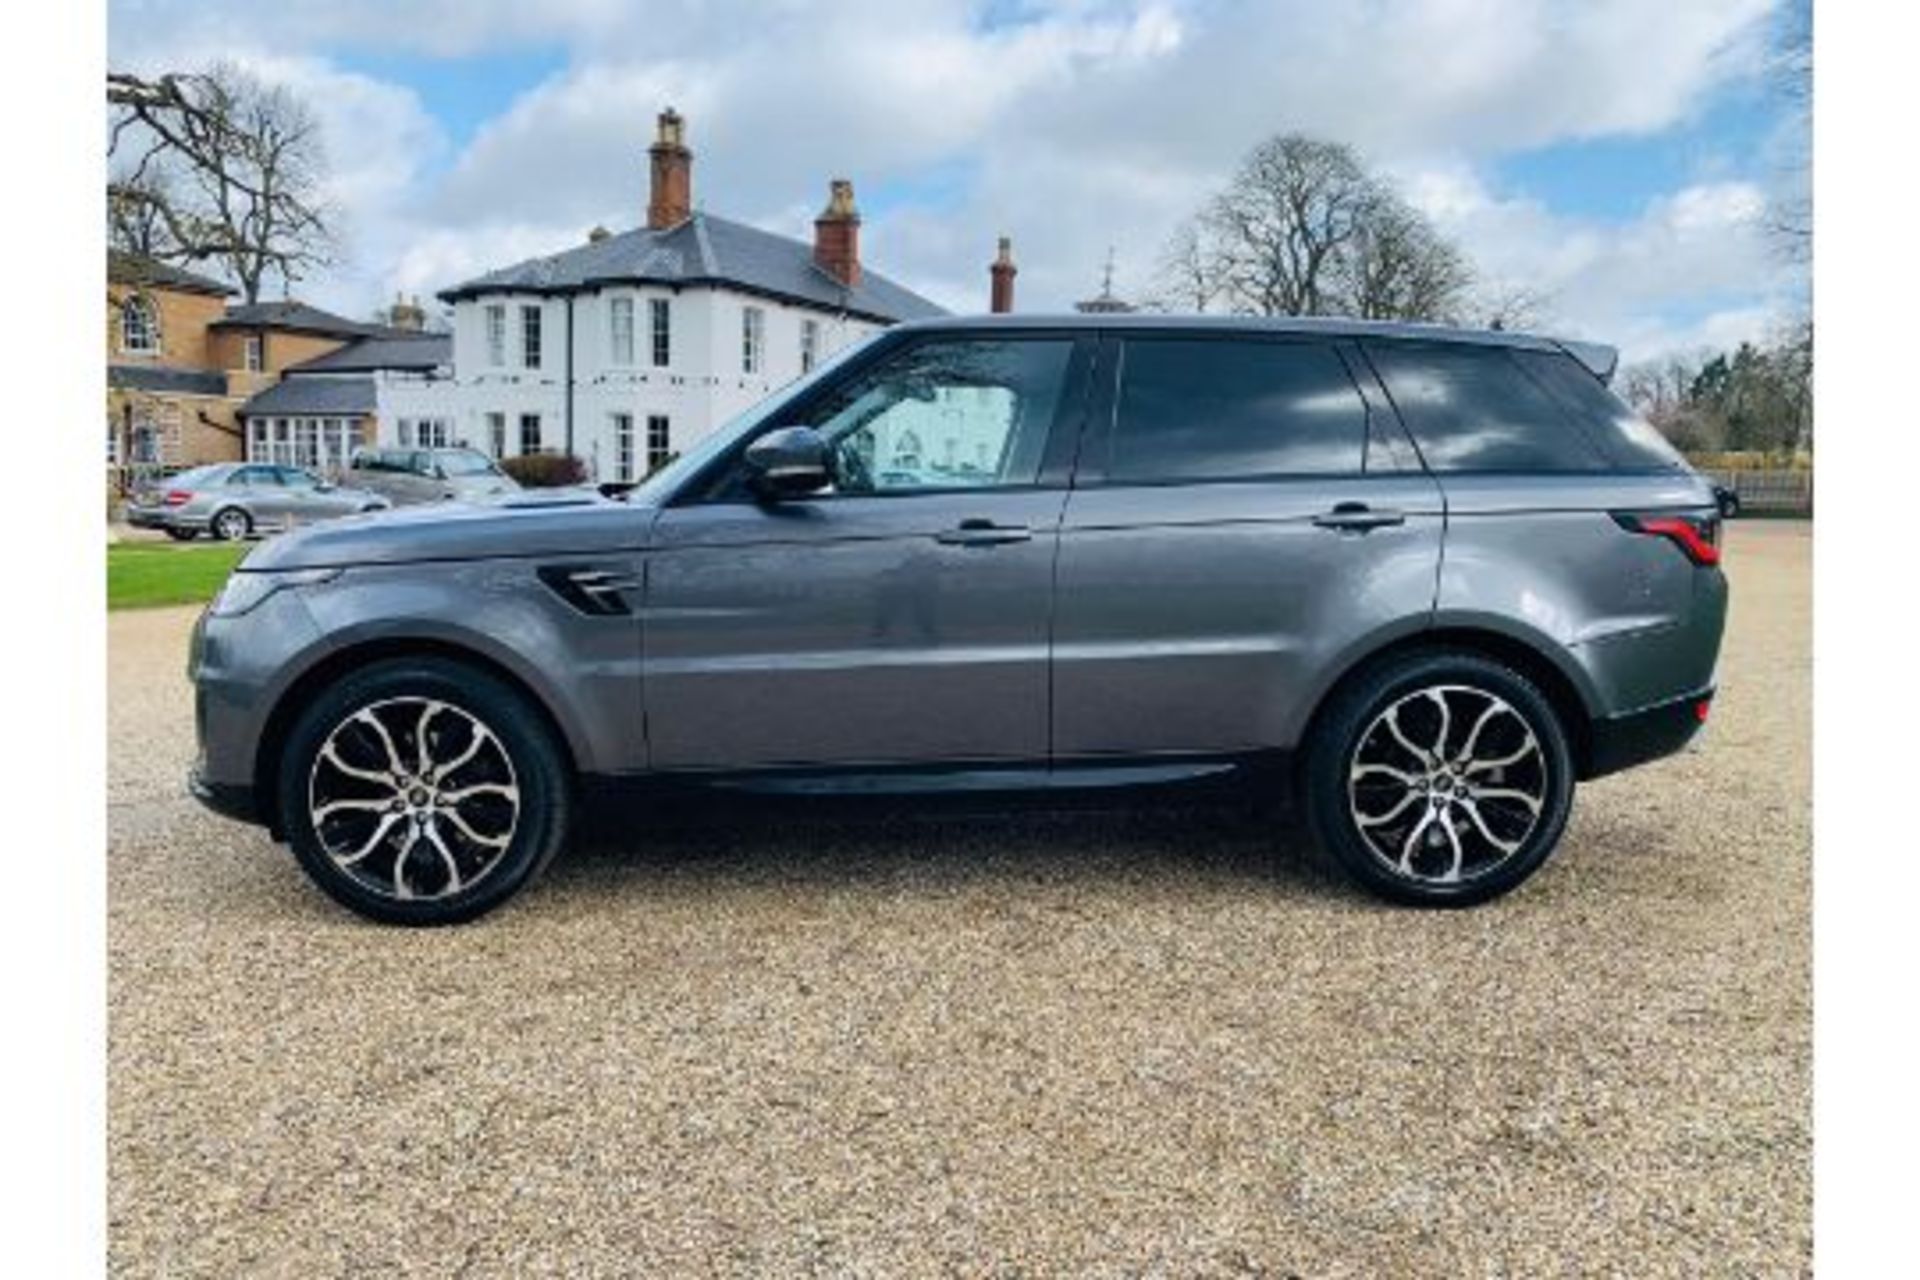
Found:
<box><xmin>397</xmin><ymin>110</ymin><xmax>945</xmax><ymax>481</ymax></box>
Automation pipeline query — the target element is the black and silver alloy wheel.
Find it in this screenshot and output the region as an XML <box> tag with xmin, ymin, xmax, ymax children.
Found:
<box><xmin>1302</xmin><ymin>650</ymin><xmax>1574</xmax><ymax>906</ymax></box>
<box><xmin>212</xmin><ymin>507</ymin><xmax>251</xmax><ymax>541</ymax></box>
<box><xmin>1347</xmin><ymin>685</ymin><xmax>1546</xmax><ymax>885</ymax></box>
<box><xmin>278</xmin><ymin>658</ymin><xmax>570</xmax><ymax>925</ymax></box>
<box><xmin>307</xmin><ymin>697</ymin><xmax>521</xmax><ymax>902</ymax></box>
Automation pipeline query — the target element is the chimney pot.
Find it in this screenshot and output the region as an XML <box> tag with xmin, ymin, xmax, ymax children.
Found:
<box><xmin>647</xmin><ymin>108</ymin><xmax>693</xmax><ymax>230</ymax></box>
<box><xmin>813</xmin><ymin>179</ymin><xmax>862</xmax><ymax>288</ymax></box>
<box><xmin>989</xmin><ymin>236</ymin><xmax>1017</xmax><ymax>313</ymax></box>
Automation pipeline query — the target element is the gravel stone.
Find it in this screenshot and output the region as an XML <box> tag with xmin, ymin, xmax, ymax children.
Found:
<box><xmin>108</xmin><ymin>522</ymin><xmax>1811</xmax><ymax>1276</ymax></box>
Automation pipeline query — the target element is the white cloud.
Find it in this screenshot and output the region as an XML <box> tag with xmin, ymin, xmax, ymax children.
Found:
<box><xmin>107</xmin><ymin>0</ymin><xmax>1802</xmax><ymax>348</ymax></box>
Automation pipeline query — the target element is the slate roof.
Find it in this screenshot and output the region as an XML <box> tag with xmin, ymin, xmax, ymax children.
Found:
<box><xmin>209</xmin><ymin>301</ymin><xmax>421</xmax><ymax>341</ymax></box>
<box><xmin>287</xmin><ymin>334</ymin><xmax>451</xmax><ymax>373</ymax></box>
<box><xmin>239</xmin><ymin>375</ymin><xmax>377</xmax><ymax>417</ymax></box>
<box><xmin>108</xmin><ymin>251</ymin><xmax>234</xmax><ymax>298</ymax></box>
<box><xmin>439</xmin><ymin>212</ymin><xmax>946</xmax><ymax>325</ymax></box>
<box><xmin>108</xmin><ymin>364</ymin><xmax>229</xmax><ymax>397</ymax></box>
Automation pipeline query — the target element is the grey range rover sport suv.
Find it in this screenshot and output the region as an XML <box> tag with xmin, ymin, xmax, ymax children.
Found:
<box><xmin>190</xmin><ymin>316</ymin><xmax>1727</xmax><ymax>925</ymax></box>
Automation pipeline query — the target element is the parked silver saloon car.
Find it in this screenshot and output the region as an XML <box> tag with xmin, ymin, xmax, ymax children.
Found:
<box><xmin>344</xmin><ymin>447</ymin><xmax>520</xmax><ymax>507</ymax></box>
<box><xmin>124</xmin><ymin>463</ymin><xmax>391</xmax><ymax>541</ymax></box>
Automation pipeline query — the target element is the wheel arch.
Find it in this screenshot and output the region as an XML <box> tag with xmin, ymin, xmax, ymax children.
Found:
<box><xmin>1296</xmin><ymin>622</ymin><xmax>1600</xmax><ymax>779</ymax></box>
<box><xmin>251</xmin><ymin>636</ymin><xmax>584</xmax><ymax>837</ymax></box>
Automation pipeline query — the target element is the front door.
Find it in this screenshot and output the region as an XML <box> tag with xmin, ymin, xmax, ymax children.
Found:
<box><xmin>643</xmin><ymin>333</ymin><xmax>1089</xmax><ymax>770</ymax></box>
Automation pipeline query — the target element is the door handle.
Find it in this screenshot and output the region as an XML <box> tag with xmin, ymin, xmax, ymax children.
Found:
<box><xmin>1312</xmin><ymin>502</ymin><xmax>1405</xmax><ymax>533</ymax></box>
<box><xmin>935</xmin><ymin>518</ymin><xmax>1033</xmax><ymax>546</ymax></box>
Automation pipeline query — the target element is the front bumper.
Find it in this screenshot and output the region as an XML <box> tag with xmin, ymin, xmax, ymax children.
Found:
<box><xmin>1584</xmin><ymin>687</ymin><xmax>1714</xmax><ymax>779</ymax></box>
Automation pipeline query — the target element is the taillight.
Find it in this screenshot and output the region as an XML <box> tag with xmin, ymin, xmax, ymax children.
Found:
<box><xmin>163</xmin><ymin>490</ymin><xmax>192</xmax><ymax>507</ymax></box>
<box><xmin>1611</xmin><ymin>511</ymin><xmax>1721</xmax><ymax>567</ymax></box>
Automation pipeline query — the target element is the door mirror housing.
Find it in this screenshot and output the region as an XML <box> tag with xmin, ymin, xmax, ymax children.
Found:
<box><xmin>743</xmin><ymin>425</ymin><xmax>832</xmax><ymax>499</ymax></box>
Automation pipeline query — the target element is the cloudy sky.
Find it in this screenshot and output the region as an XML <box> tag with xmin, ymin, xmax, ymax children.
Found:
<box><xmin>107</xmin><ymin>0</ymin><xmax>1809</xmax><ymax>363</ymax></box>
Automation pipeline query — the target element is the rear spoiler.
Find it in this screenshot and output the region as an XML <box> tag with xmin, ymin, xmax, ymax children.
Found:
<box><xmin>1552</xmin><ymin>338</ymin><xmax>1619</xmax><ymax>386</ymax></box>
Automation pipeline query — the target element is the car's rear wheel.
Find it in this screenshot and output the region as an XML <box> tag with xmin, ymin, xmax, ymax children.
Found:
<box><xmin>275</xmin><ymin>658</ymin><xmax>571</xmax><ymax>925</ymax></box>
<box><xmin>211</xmin><ymin>507</ymin><xmax>251</xmax><ymax>541</ymax></box>
<box><xmin>164</xmin><ymin>527</ymin><xmax>198</xmax><ymax>542</ymax></box>
<box><xmin>1302</xmin><ymin>650</ymin><xmax>1574</xmax><ymax>906</ymax></box>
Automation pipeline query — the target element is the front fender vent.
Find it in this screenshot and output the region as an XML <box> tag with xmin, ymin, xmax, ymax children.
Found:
<box><xmin>538</xmin><ymin>563</ymin><xmax>637</xmax><ymax>616</ymax></box>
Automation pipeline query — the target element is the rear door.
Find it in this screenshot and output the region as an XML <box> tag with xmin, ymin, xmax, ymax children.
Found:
<box><xmin>643</xmin><ymin>331</ymin><xmax>1091</xmax><ymax>770</ymax></box>
<box><xmin>229</xmin><ymin>465</ymin><xmax>296</xmax><ymax>528</ymax></box>
<box><xmin>1052</xmin><ymin>333</ymin><xmax>1445</xmax><ymax>757</ymax></box>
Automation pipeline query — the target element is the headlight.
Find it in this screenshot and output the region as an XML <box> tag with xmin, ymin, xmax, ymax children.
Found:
<box><xmin>209</xmin><ymin>568</ymin><xmax>341</xmax><ymax>618</ymax></box>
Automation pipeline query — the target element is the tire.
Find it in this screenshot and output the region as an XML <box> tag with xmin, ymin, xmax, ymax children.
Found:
<box><xmin>211</xmin><ymin>506</ymin><xmax>252</xmax><ymax>541</ymax></box>
<box><xmin>164</xmin><ymin>527</ymin><xmax>199</xmax><ymax>542</ymax></box>
<box><xmin>275</xmin><ymin>657</ymin><xmax>572</xmax><ymax>925</ymax></box>
<box><xmin>1300</xmin><ymin>649</ymin><xmax>1575</xmax><ymax>907</ymax></box>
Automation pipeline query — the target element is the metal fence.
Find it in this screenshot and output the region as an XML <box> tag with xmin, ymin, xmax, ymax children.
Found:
<box><xmin>1702</xmin><ymin>468</ymin><xmax>1813</xmax><ymax>516</ymax></box>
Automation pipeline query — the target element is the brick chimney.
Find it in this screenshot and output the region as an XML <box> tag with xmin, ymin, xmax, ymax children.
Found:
<box><xmin>388</xmin><ymin>293</ymin><xmax>425</xmax><ymax>331</ymax></box>
<box><xmin>647</xmin><ymin>108</ymin><xmax>692</xmax><ymax>230</ymax></box>
<box><xmin>989</xmin><ymin>236</ymin><xmax>1017</xmax><ymax>313</ymax></box>
<box><xmin>813</xmin><ymin>179</ymin><xmax>862</xmax><ymax>288</ymax></box>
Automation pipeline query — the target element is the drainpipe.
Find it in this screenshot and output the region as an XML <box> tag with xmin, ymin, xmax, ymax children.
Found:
<box><xmin>564</xmin><ymin>294</ymin><xmax>576</xmax><ymax>458</ymax></box>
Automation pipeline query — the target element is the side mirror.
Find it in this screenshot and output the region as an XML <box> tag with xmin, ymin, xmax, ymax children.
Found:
<box><xmin>743</xmin><ymin>425</ymin><xmax>831</xmax><ymax>499</ymax></box>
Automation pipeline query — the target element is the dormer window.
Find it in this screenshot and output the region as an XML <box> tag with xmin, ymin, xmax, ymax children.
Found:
<box><xmin>120</xmin><ymin>294</ymin><xmax>159</xmax><ymax>354</ymax></box>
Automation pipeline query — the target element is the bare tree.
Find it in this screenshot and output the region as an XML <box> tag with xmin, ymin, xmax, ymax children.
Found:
<box><xmin>107</xmin><ymin>65</ymin><xmax>338</xmax><ymax>303</ymax></box>
<box><xmin>1456</xmin><ymin>278</ymin><xmax>1554</xmax><ymax>332</ymax></box>
<box><xmin>1199</xmin><ymin>135</ymin><xmax>1374</xmax><ymax>315</ymax></box>
<box><xmin>1340</xmin><ymin>193</ymin><xmax>1473</xmax><ymax>322</ymax></box>
<box><xmin>1147</xmin><ymin>218</ymin><xmax>1223</xmax><ymax>313</ymax></box>
<box><xmin>1764</xmin><ymin>1</ymin><xmax>1812</xmax><ymax>264</ymax></box>
<box><xmin>1160</xmin><ymin>132</ymin><xmax>1473</xmax><ymax>322</ymax></box>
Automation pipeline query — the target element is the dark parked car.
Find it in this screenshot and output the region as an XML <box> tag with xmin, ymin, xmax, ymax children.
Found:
<box><xmin>124</xmin><ymin>464</ymin><xmax>389</xmax><ymax>541</ymax></box>
<box><xmin>345</xmin><ymin>446</ymin><xmax>519</xmax><ymax>507</ymax></box>
<box><xmin>191</xmin><ymin>316</ymin><xmax>1727</xmax><ymax>925</ymax></box>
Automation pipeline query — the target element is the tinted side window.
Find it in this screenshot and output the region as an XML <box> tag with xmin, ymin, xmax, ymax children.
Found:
<box><xmin>1512</xmin><ymin>350</ymin><xmax>1687</xmax><ymax>471</ymax></box>
<box><xmin>1109</xmin><ymin>339</ymin><xmax>1366</xmax><ymax>483</ymax></box>
<box><xmin>1366</xmin><ymin>342</ymin><xmax>1610</xmax><ymax>472</ymax></box>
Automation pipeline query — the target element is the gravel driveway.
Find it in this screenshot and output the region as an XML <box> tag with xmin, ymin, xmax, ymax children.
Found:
<box><xmin>108</xmin><ymin>522</ymin><xmax>1811</xmax><ymax>1277</ymax></box>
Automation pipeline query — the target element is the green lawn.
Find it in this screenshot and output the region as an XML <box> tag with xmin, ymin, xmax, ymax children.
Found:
<box><xmin>107</xmin><ymin>541</ymin><xmax>249</xmax><ymax>610</ymax></box>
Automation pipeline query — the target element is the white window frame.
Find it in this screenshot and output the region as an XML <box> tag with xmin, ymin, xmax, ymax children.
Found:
<box><xmin>485</xmin><ymin>304</ymin><xmax>507</xmax><ymax>367</ymax></box>
<box><xmin>647</xmin><ymin>414</ymin><xmax>671</xmax><ymax>471</ymax></box>
<box><xmin>243</xmin><ymin>333</ymin><xmax>263</xmax><ymax>372</ymax></box>
<box><xmin>609</xmin><ymin>297</ymin><xmax>635</xmax><ymax>366</ymax></box>
<box><xmin>650</xmin><ymin>297</ymin><xmax>671</xmax><ymax>368</ymax></box>
<box><xmin>486</xmin><ymin>412</ymin><xmax>507</xmax><ymax>459</ymax></box>
<box><xmin>120</xmin><ymin>294</ymin><xmax>160</xmax><ymax>354</ymax></box>
<box><xmin>612</xmin><ymin>412</ymin><xmax>634</xmax><ymax>481</ymax></box>
<box><xmin>519</xmin><ymin>412</ymin><xmax>542</xmax><ymax>456</ymax></box>
<box><xmin>800</xmin><ymin>318</ymin><xmax>820</xmax><ymax>373</ymax></box>
<box><xmin>742</xmin><ymin>306</ymin><xmax>764</xmax><ymax>374</ymax></box>
<box><xmin>521</xmin><ymin>304</ymin><xmax>542</xmax><ymax>370</ymax></box>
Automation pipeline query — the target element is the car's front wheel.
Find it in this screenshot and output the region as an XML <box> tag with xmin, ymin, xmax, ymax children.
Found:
<box><xmin>1301</xmin><ymin>650</ymin><xmax>1575</xmax><ymax>906</ymax></box>
<box><xmin>276</xmin><ymin>658</ymin><xmax>571</xmax><ymax>925</ymax></box>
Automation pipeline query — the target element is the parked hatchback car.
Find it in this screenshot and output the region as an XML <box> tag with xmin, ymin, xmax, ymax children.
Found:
<box><xmin>345</xmin><ymin>446</ymin><xmax>520</xmax><ymax>506</ymax></box>
<box><xmin>190</xmin><ymin>316</ymin><xmax>1727</xmax><ymax>925</ymax></box>
<box><xmin>124</xmin><ymin>463</ymin><xmax>390</xmax><ymax>541</ymax></box>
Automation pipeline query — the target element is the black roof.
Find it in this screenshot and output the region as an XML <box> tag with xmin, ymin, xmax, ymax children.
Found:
<box><xmin>108</xmin><ymin>364</ymin><xmax>228</xmax><ymax>396</ymax></box>
<box><xmin>439</xmin><ymin>211</ymin><xmax>945</xmax><ymax>325</ymax></box>
<box><xmin>210</xmin><ymin>301</ymin><xmax>421</xmax><ymax>341</ymax></box>
<box><xmin>286</xmin><ymin>334</ymin><xmax>451</xmax><ymax>374</ymax></box>
<box><xmin>891</xmin><ymin>313</ymin><xmax>1618</xmax><ymax>380</ymax></box>
<box><xmin>239</xmin><ymin>375</ymin><xmax>376</xmax><ymax>417</ymax></box>
<box><xmin>108</xmin><ymin>251</ymin><xmax>234</xmax><ymax>298</ymax></box>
